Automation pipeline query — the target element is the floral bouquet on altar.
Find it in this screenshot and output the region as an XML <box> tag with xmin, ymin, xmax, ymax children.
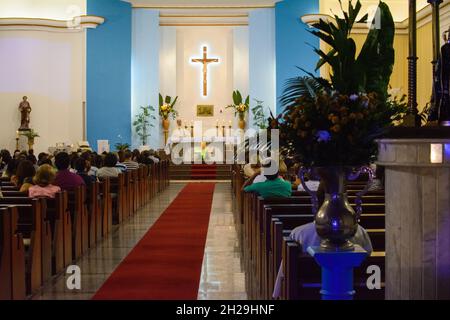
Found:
<box><xmin>227</xmin><ymin>90</ymin><xmax>249</xmax><ymax>120</ymax></box>
<box><xmin>159</xmin><ymin>94</ymin><xmax>179</xmax><ymax>120</ymax></box>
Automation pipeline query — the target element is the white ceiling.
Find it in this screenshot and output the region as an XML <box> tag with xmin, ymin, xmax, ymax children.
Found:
<box><xmin>125</xmin><ymin>0</ymin><xmax>282</xmax><ymax>8</ymax></box>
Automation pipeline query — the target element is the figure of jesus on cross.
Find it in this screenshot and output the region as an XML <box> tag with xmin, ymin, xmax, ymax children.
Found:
<box><xmin>192</xmin><ymin>46</ymin><xmax>219</xmax><ymax>97</ymax></box>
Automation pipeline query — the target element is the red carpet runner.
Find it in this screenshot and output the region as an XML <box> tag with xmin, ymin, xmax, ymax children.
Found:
<box><xmin>93</xmin><ymin>183</ymin><xmax>215</xmax><ymax>300</ymax></box>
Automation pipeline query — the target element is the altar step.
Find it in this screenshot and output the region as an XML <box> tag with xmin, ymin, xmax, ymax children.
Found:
<box><xmin>169</xmin><ymin>164</ymin><xmax>232</xmax><ymax>180</ymax></box>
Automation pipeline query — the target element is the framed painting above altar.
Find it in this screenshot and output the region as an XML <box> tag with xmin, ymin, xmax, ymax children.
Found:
<box><xmin>197</xmin><ymin>105</ymin><xmax>214</xmax><ymax>117</ymax></box>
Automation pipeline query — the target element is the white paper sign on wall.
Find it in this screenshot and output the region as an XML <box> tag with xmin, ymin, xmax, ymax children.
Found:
<box><xmin>97</xmin><ymin>140</ymin><xmax>110</xmax><ymax>153</ymax></box>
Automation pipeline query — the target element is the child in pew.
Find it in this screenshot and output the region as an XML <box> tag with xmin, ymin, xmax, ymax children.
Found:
<box><xmin>272</xmin><ymin>223</ymin><xmax>373</xmax><ymax>299</ymax></box>
<box><xmin>242</xmin><ymin>158</ymin><xmax>292</xmax><ymax>199</ymax></box>
<box><xmin>15</xmin><ymin>160</ymin><xmax>36</xmax><ymax>193</ymax></box>
<box><xmin>29</xmin><ymin>164</ymin><xmax>61</xmax><ymax>198</ymax></box>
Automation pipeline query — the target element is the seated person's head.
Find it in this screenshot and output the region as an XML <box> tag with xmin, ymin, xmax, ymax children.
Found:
<box><xmin>104</xmin><ymin>153</ymin><xmax>118</xmax><ymax>168</ymax></box>
<box><xmin>55</xmin><ymin>152</ymin><xmax>70</xmax><ymax>171</ymax></box>
<box><xmin>34</xmin><ymin>164</ymin><xmax>56</xmax><ymax>187</ymax></box>
<box><xmin>39</xmin><ymin>159</ymin><xmax>53</xmax><ymax>167</ymax></box>
<box><xmin>93</xmin><ymin>154</ymin><xmax>103</xmax><ymax>168</ymax></box>
<box><xmin>37</xmin><ymin>152</ymin><xmax>48</xmax><ymax>164</ymax></box>
<box><xmin>26</xmin><ymin>154</ymin><xmax>37</xmax><ymax>165</ymax></box>
<box><xmin>74</xmin><ymin>158</ymin><xmax>88</xmax><ymax>173</ymax></box>
<box><xmin>117</xmin><ymin>151</ymin><xmax>125</xmax><ymax>163</ymax></box>
<box><xmin>16</xmin><ymin>160</ymin><xmax>36</xmax><ymax>186</ymax></box>
<box><xmin>124</xmin><ymin>150</ymin><xmax>133</xmax><ymax>161</ymax></box>
<box><xmin>6</xmin><ymin>158</ymin><xmax>20</xmax><ymax>178</ymax></box>
<box><xmin>261</xmin><ymin>158</ymin><xmax>279</xmax><ymax>181</ymax></box>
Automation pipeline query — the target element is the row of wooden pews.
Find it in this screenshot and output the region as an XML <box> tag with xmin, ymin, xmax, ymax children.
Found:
<box><xmin>0</xmin><ymin>160</ymin><xmax>170</xmax><ymax>300</ymax></box>
<box><xmin>231</xmin><ymin>164</ymin><xmax>386</xmax><ymax>300</ymax></box>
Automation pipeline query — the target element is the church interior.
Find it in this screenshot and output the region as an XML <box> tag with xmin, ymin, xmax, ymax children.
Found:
<box><xmin>0</xmin><ymin>0</ymin><xmax>450</xmax><ymax>302</ymax></box>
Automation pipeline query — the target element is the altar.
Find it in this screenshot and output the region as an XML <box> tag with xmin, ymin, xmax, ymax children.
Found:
<box><xmin>165</xmin><ymin>136</ymin><xmax>240</xmax><ymax>164</ymax></box>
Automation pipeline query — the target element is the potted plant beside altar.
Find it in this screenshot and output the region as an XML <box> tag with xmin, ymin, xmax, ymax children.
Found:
<box><xmin>159</xmin><ymin>94</ymin><xmax>179</xmax><ymax>145</ymax></box>
<box><xmin>133</xmin><ymin>105</ymin><xmax>156</xmax><ymax>150</ymax></box>
<box><xmin>271</xmin><ymin>0</ymin><xmax>407</xmax><ymax>250</ymax></box>
<box><xmin>227</xmin><ymin>90</ymin><xmax>249</xmax><ymax>130</ymax></box>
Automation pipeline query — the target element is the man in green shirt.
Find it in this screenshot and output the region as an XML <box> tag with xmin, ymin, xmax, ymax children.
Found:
<box><xmin>242</xmin><ymin>158</ymin><xmax>292</xmax><ymax>199</ymax></box>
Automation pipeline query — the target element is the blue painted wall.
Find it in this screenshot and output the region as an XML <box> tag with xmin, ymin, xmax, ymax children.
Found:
<box><xmin>87</xmin><ymin>0</ymin><xmax>132</xmax><ymax>150</ymax></box>
<box><xmin>275</xmin><ymin>0</ymin><xmax>319</xmax><ymax>114</ymax></box>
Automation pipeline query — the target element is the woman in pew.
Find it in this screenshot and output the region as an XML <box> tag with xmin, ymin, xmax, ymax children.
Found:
<box><xmin>2</xmin><ymin>158</ymin><xmax>20</xmax><ymax>181</ymax></box>
<box><xmin>0</xmin><ymin>149</ymin><xmax>12</xmax><ymax>174</ymax></box>
<box><xmin>29</xmin><ymin>164</ymin><xmax>61</xmax><ymax>198</ymax></box>
<box><xmin>15</xmin><ymin>160</ymin><xmax>36</xmax><ymax>192</ymax></box>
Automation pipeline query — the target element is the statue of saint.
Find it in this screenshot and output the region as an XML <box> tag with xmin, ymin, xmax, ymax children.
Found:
<box><xmin>19</xmin><ymin>96</ymin><xmax>32</xmax><ymax>130</ymax></box>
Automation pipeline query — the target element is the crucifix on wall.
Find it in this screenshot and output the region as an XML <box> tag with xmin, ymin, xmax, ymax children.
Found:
<box><xmin>191</xmin><ymin>46</ymin><xmax>219</xmax><ymax>96</ymax></box>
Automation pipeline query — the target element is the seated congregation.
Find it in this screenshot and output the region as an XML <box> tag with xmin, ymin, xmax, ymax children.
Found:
<box><xmin>233</xmin><ymin>157</ymin><xmax>385</xmax><ymax>300</ymax></box>
<box><xmin>0</xmin><ymin>148</ymin><xmax>169</xmax><ymax>300</ymax></box>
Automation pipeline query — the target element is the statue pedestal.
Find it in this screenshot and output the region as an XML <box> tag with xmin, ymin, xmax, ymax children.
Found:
<box><xmin>378</xmin><ymin>138</ymin><xmax>450</xmax><ymax>299</ymax></box>
<box><xmin>307</xmin><ymin>245</ymin><xmax>368</xmax><ymax>300</ymax></box>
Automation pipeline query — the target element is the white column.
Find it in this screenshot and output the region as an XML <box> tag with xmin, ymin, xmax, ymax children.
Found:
<box><xmin>132</xmin><ymin>9</ymin><xmax>160</xmax><ymax>149</ymax></box>
<box><xmin>378</xmin><ymin>139</ymin><xmax>450</xmax><ymax>299</ymax></box>
<box><xmin>249</xmin><ymin>8</ymin><xmax>276</xmax><ymax>129</ymax></box>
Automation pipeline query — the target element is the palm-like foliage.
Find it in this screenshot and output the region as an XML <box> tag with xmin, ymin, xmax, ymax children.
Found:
<box><xmin>281</xmin><ymin>0</ymin><xmax>395</xmax><ymax>106</ymax></box>
<box><xmin>133</xmin><ymin>105</ymin><xmax>156</xmax><ymax>146</ymax></box>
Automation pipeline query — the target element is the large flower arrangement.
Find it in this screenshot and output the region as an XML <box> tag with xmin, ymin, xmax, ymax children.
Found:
<box><xmin>227</xmin><ymin>90</ymin><xmax>249</xmax><ymax>120</ymax></box>
<box><xmin>271</xmin><ymin>0</ymin><xmax>407</xmax><ymax>167</ymax></box>
<box><xmin>159</xmin><ymin>94</ymin><xmax>179</xmax><ymax>120</ymax></box>
<box><xmin>274</xmin><ymin>91</ymin><xmax>406</xmax><ymax>167</ymax></box>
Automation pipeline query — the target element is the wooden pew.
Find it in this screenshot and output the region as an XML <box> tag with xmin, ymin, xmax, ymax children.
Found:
<box><xmin>0</xmin><ymin>206</ymin><xmax>26</xmax><ymax>300</ymax></box>
<box><xmin>45</xmin><ymin>192</ymin><xmax>71</xmax><ymax>272</ymax></box>
<box><xmin>282</xmin><ymin>238</ymin><xmax>385</xmax><ymax>300</ymax></box>
<box><xmin>0</xmin><ymin>197</ymin><xmax>52</xmax><ymax>284</ymax></box>
<box><xmin>109</xmin><ymin>174</ymin><xmax>125</xmax><ymax>225</ymax></box>
<box><xmin>66</xmin><ymin>186</ymin><xmax>85</xmax><ymax>261</ymax></box>
<box><xmin>85</xmin><ymin>181</ymin><xmax>100</xmax><ymax>248</ymax></box>
<box><xmin>269</xmin><ymin>213</ymin><xmax>385</xmax><ymax>300</ymax></box>
<box><xmin>98</xmin><ymin>178</ymin><xmax>112</xmax><ymax>237</ymax></box>
<box><xmin>0</xmin><ymin>203</ymin><xmax>40</xmax><ymax>296</ymax></box>
<box><xmin>260</xmin><ymin>204</ymin><xmax>385</xmax><ymax>299</ymax></box>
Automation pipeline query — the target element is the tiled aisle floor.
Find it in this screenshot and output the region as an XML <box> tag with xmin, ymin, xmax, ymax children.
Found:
<box><xmin>32</xmin><ymin>183</ymin><xmax>185</xmax><ymax>300</ymax></box>
<box><xmin>32</xmin><ymin>182</ymin><xmax>247</xmax><ymax>300</ymax></box>
<box><xmin>198</xmin><ymin>183</ymin><xmax>247</xmax><ymax>300</ymax></box>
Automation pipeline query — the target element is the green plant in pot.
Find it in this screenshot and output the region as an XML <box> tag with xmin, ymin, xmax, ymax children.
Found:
<box><xmin>133</xmin><ymin>105</ymin><xmax>156</xmax><ymax>147</ymax></box>
<box><xmin>226</xmin><ymin>90</ymin><xmax>249</xmax><ymax>129</ymax></box>
<box><xmin>272</xmin><ymin>0</ymin><xmax>407</xmax><ymax>250</ymax></box>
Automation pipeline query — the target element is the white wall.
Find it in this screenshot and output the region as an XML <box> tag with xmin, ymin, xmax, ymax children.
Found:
<box><xmin>132</xmin><ymin>9</ymin><xmax>160</xmax><ymax>149</ymax></box>
<box><xmin>159</xmin><ymin>26</ymin><xmax>248</xmax><ymax>140</ymax></box>
<box><xmin>249</xmin><ymin>8</ymin><xmax>276</xmax><ymax>127</ymax></box>
<box><xmin>233</xmin><ymin>27</ymin><xmax>249</xmax><ymax>102</ymax></box>
<box><xmin>0</xmin><ymin>30</ymin><xmax>85</xmax><ymax>153</ymax></box>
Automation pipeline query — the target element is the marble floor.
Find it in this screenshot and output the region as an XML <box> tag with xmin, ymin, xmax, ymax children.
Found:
<box><xmin>32</xmin><ymin>182</ymin><xmax>247</xmax><ymax>300</ymax></box>
<box><xmin>198</xmin><ymin>183</ymin><xmax>247</xmax><ymax>300</ymax></box>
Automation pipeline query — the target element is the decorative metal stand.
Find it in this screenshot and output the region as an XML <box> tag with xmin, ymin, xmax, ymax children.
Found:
<box><xmin>404</xmin><ymin>0</ymin><xmax>421</xmax><ymax>127</ymax></box>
